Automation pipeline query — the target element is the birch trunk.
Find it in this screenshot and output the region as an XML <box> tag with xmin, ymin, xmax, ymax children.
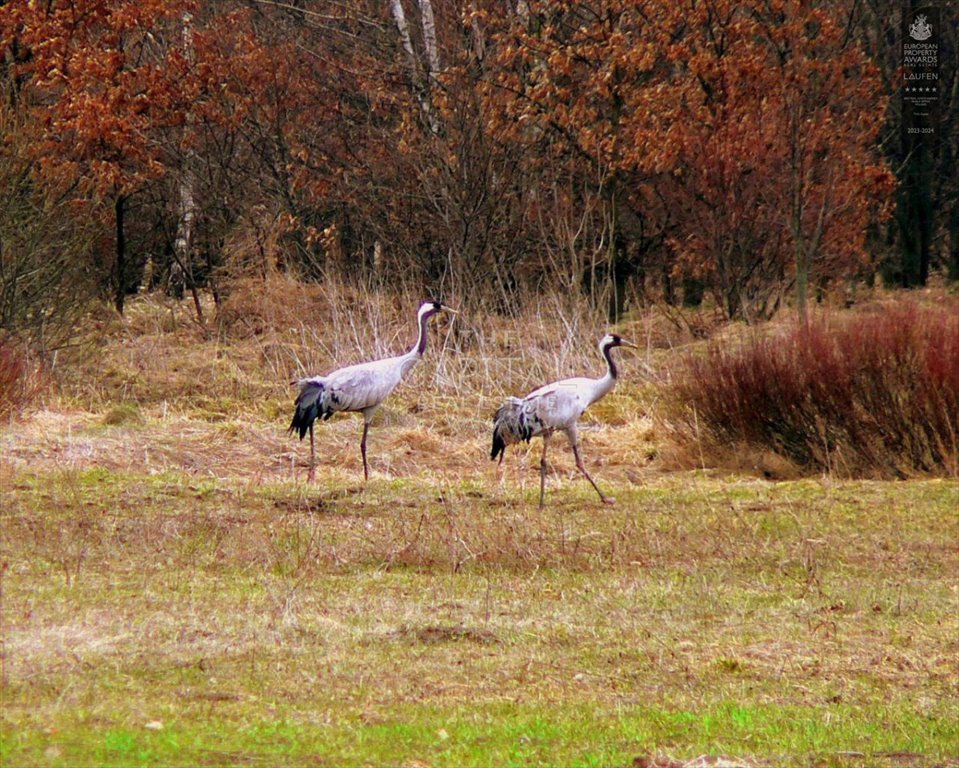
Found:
<box><xmin>389</xmin><ymin>0</ymin><xmax>438</xmax><ymax>133</ymax></box>
<box><xmin>418</xmin><ymin>0</ymin><xmax>440</xmax><ymax>79</ymax></box>
<box><xmin>389</xmin><ymin>0</ymin><xmax>417</xmax><ymax>65</ymax></box>
<box><xmin>173</xmin><ymin>11</ymin><xmax>204</xmax><ymax>325</ymax></box>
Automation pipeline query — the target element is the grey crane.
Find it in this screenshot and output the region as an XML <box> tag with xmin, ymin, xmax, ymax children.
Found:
<box><xmin>289</xmin><ymin>300</ymin><xmax>455</xmax><ymax>481</ymax></box>
<box><xmin>490</xmin><ymin>333</ymin><xmax>637</xmax><ymax>508</ymax></box>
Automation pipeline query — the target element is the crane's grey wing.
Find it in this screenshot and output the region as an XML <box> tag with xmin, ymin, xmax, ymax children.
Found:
<box><xmin>325</xmin><ymin>362</ymin><xmax>400</xmax><ymax>412</ymax></box>
<box><xmin>525</xmin><ymin>382</ymin><xmax>589</xmax><ymax>430</ymax></box>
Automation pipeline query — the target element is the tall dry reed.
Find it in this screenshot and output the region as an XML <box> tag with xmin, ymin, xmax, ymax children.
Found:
<box><xmin>216</xmin><ymin>273</ymin><xmax>651</xmax><ymax>409</ymax></box>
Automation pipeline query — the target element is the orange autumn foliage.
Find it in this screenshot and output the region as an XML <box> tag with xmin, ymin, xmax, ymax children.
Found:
<box><xmin>483</xmin><ymin>0</ymin><xmax>895</xmax><ymax>319</ymax></box>
<box><xmin>1</xmin><ymin>0</ymin><xmax>194</xmax><ymax>197</ymax></box>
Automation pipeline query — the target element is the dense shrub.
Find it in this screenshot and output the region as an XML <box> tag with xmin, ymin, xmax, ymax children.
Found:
<box><xmin>667</xmin><ymin>301</ymin><xmax>959</xmax><ymax>477</ymax></box>
<box><xmin>0</xmin><ymin>340</ymin><xmax>40</xmax><ymax>419</ymax></box>
<box><xmin>0</xmin><ymin>113</ymin><xmax>99</xmax><ymax>353</ymax></box>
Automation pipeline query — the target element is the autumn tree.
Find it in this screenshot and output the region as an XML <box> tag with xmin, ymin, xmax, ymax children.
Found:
<box><xmin>0</xmin><ymin>0</ymin><xmax>905</xmax><ymax>328</ymax></box>
<box><xmin>154</xmin><ymin>3</ymin><xmax>340</xmax><ymax>288</ymax></box>
<box><xmin>260</xmin><ymin>0</ymin><xmax>546</xmax><ymax>305</ymax></box>
<box><xmin>0</xmin><ymin>0</ymin><xmax>202</xmax><ymax>313</ymax></box>
<box><xmin>481</xmin><ymin>0</ymin><xmax>674</xmax><ymax>317</ymax></box>
<box><xmin>661</xmin><ymin>0</ymin><xmax>894</xmax><ymax>321</ymax></box>
<box><xmin>483</xmin><ymin>0</ymin><xmax>893</xmax><ymax>321</ymax></box>
<box><xmin>0</xmin><ymin>103</ymin><xmax>99</xmax><ymax>352</ymax></box>
<box><xmin>0</xmin><ymin>0</ymin><xmax>342</xmax><ymax>314</ymax></box>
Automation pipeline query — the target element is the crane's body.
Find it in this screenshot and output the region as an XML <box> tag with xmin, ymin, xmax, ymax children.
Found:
<box><xmin>291</xmin><ymin>353</ymin><xmax>420</xmax><ymax>425</ymax></box>
<box><xmin>289</xmin><ymin>300</ymin><xmax>453</xmax><ymax>481</ymax></box>
<box><xmin>491</xmin><ymin>334</ymin><xmax>636</xmax><ymax>507</ymax></box>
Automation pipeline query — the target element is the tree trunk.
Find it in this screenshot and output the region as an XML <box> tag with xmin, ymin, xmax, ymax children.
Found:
<box><xmin>609</xmin><ymin>228</ymin><xmax>630</xmax><ymax>323</ymax></box>
<box><xmin>897</xmin><ymin>0</ymin><xmax>936</xmax><ymax>287</ymax></box>
<box><xmin>173</xmin><ymin>160</ymin><xmax>204</xmax><ymax>325</ymax></box>
<box><xmin>178</xmin><ymin>11</ymin><xmax>205</xmax><ymax>324</ymax></box>
<box><xmin>661</xmin><ymin>265</ymin><xmax>676</xmax><ymax>306</ymax></box>
<box><xmin>389</xmin><ymin>0</ymin><xmax>437</xmax><ymax>133</ymax></box>
<box><xmin>418</xmin><ymin>0</ymin><xmax>440</xmax><ymax>79</ymax></box>
<box><xmin>795</xmin><ymin>246</ymin><xmax>809</xmax><ymax>328</ymax></box>
<box><xmin>948</xmin><ymin>202</ymin><xmax>959</xmax><ymax>281</ymax></box>
<box><xmin>468</xmin><ymin>0</ymin><xmax>486</xmax><ymax>61</ymax></box>
<box><xmin>389</xmin><ymin>0</ymin><xmax>417</xmax><ymax>69</ymax></box>
<box><xmin>682</xmin><ymin>275</ymin><xmax>704</xmax><ymax>307</ymax></box>
<box><xmin>897</xmin><ymin>141</ymin><xmax>933</xmax><ymax>287</ymax></box>
<box><xmin>598</xmin><ymin>178</ymin><xmax>629</xmax><ymax>323</ymax></box>
<box><xmin>114</xmin><ymin>194</ymin><xmax>126</xmax><ymax>315</ymax></box>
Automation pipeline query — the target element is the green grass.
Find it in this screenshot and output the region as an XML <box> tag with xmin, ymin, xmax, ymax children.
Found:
<box><xmin>3</xmin><ymin>702</ymin><xmax>953</xmax><ymax>767</ymax></box>
<box><xmin>2</xmin><ymin>464</ymin><xmax>957</xmax><ymax>767</ymax></box>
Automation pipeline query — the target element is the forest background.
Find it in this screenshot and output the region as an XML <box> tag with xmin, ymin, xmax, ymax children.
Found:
<box><xmin>0</xmin><ymin>0</ymin><xmax>956</xmax><ymax>350</ymax></box>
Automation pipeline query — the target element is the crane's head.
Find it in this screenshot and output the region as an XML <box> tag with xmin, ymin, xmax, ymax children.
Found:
<box><xmin>419</xmin><ymin>299</ymin><xmax>457</xmax><ymax>319</ymax></box>
<box><xmin>601</xmin><ymin>333</ymin><xmax>638</xmax><ymax>351</ymax></box>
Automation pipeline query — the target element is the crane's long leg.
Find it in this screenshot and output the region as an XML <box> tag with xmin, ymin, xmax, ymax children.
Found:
<box><xmin>572</xmin><ymin>443</ymin><xmax>614</xmax><ymax>506</ymax></box>
<box><xmin>360</xmin><ymin>420</ymin><xmax>370</xmax><ymax>481</ymax></box>
<box><xmin>539</xmin><ymin>435</ymin><xmax>550</xmax><ymax>509</ymax></box>
<box><xmin>308</xmin><ymin>423</ymin><xmax>316</xmax><ymax>482</ymax></box>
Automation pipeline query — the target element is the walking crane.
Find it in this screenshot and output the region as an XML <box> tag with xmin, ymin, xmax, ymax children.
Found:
<box><xmin>491</xmin><ymin>334</ymin><xmax>637</xmax><ymax>508</ymax></box>
<box><xmin>289</xmin><ymin>300</ymin><xmax>455</xmax><ymax>481</ymax></box>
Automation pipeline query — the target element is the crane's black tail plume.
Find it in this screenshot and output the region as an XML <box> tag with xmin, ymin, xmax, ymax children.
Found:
<box><xmin>289</xmin><ymin>379</ymin><xmax>327</xmax><ymax>440</ymax></box>
<box><xmin>490</xmin><ymin>397</ymin><xmax>531</xmax><ymax>462</ymax></box>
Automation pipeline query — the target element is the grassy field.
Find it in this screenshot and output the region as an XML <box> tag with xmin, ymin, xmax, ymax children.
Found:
<box><xmin>1</xmin><ymin>295</ymin><xmax>957</xmax><ymax>767</ymax></box>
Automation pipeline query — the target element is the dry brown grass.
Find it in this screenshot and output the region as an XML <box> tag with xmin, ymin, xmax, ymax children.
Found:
<box><xmin>1</xmin><ymin>286</ymin><xmax>957</xmax><ymax>766</ymax></box>
<box><xmin>12</xmin><ymin>280</ymin><xmax>959</xmax><ymax>495</ymax></box>
<box><xmin>9</xmin><ymin>282</ymin><xmax>660</xmax><ymax>499</ymax></box>
<box><xmin>216</xmin><ymin>273</ymin><xmax>670</xmax><ymax>399</ymax></box>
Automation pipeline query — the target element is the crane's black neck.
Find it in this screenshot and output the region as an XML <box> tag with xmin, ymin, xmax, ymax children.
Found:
<box><xmin>602</xmin><ymin>341</ymin><xmax>618</xmax><ymax>380</ymax></box>
<box><xmin>412</xmin><ymin>308</ymin><xmax>436</xmax><ymax>357</ymax></box>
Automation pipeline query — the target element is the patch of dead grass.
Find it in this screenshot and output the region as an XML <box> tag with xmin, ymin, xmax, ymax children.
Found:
<box><xmin>2</xmin><ymin>289</ymin><xmax>958</xmax><ymax>765</ymax></box>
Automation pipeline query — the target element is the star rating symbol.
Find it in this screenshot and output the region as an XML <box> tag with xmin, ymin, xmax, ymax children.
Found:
<box><xmin>905</xmin><ymin>86</ymin><xmax>937</xmax><ymax>93</ymax></box>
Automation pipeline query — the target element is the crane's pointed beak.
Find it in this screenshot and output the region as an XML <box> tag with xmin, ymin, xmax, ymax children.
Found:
<box><xmin>619</xmin><ymin>339</ymin><xmax>639</xmax><ymax>349</ymax></box>
<box><xmin>441</xmin><ymin>304</ymin><xmax>458</xmax><ymax>314</ymax></box>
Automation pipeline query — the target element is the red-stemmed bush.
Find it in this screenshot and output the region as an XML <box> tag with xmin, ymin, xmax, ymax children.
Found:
<box><xmin>667</xmin><ymin>301</ymin><xmax>959</xmax><ymax>477</ymax></box>
<box><xmin>0</xmin><ymin>340</ymin><xmax>40</xmax><ymax>420</ymax></box>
